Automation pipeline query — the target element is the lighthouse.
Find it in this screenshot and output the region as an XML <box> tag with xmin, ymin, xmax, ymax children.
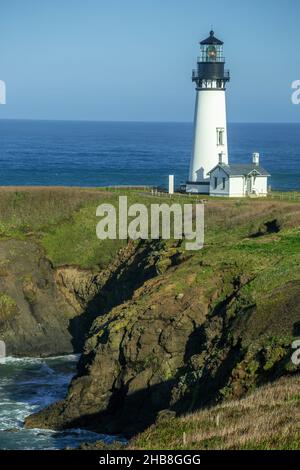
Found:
<box><xmin>187</xmin><ymin>30</ymin><xmax>230</xmax><ymax>194</ymax></box>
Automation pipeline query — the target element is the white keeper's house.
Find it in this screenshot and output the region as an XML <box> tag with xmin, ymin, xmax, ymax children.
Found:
<box><xmin>185</xmin><ymin>30</ymin><xmax>270</xmax><ymax>197</ymax></box>
<box><xmin>208</xmin><ymin>152</ymin><xmax>270</xmax><ymax>197</ymax></box>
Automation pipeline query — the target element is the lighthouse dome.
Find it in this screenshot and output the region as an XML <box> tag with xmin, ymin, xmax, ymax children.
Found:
<box><xmin>200</xmin><ymin>30</ymin><xmax>224</xmax><ymax>45</ymax></box>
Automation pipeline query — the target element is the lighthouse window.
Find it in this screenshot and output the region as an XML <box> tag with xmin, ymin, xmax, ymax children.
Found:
<box><xmin>214</xmin><ymin>177</ymin><xmax>218</xmax><ymax>189</ymax></box>
<box><xmin>217</xmin><ymin>128</ymin><xmax>224</xmax><ymax>146</ymax></box>
<box><xmin>222</xmin><ymin>177</ymin><xmax>226</xmax><ymax>190</ymax></box>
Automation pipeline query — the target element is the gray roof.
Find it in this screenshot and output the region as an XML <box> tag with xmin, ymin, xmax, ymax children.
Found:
<box><xmin>209</xmin><ymin>163</ymin><xmax>270</xmax><ymax>177</ymax></box>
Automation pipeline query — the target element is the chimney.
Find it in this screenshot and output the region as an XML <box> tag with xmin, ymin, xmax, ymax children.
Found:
<box><xmin>252</xmin><ymin>152</ymin><xmax>260</xmax><ymax>166</ymax></box>
<box><xmin>219</xmin><ymin>152</ymin><xmax>225</xmax><ymax>164</ymax></box>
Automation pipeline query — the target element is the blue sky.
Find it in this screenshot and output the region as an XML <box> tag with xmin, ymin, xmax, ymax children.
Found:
<box><xmin>0</xmin><ymin>0</ymin><xmax>299</xmax><ymax>122</ymax></box>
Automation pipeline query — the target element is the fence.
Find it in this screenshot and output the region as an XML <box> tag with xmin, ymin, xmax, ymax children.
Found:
<box><xmin>268</xmin><ymin>191</ymin><xmax>300</xmax><ymax>202</ymax></box>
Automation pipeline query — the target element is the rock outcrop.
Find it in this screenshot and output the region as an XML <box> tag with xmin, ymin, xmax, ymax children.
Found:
<box><xmin>0</xmin><ymin>236</ymin><xmax>153</xmax><ymax>356</ymax></box>
<box><xmin>1</xmin><ymin>189</ymin><xmax>298</xmax><ymax>438</ymax></box>
<box><xmin>0</xmin><ymin>239</ymin><xmax>83</xmax><ymax>356</ymax></box>
<box><xmin>25</xmin><ymin>237</ymin><xmax>300</xmax><ymax>435</ymax></box>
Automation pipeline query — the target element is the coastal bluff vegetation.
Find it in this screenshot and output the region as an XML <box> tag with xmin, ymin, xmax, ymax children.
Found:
<box><xmin>0</xmin><ymin>187</ymin><xmax>299</xmax><ymax>449</ymax></box>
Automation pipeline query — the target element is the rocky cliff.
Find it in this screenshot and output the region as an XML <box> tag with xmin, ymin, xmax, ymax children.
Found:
<box><xmin>0</xmin><ymin>235</ymin><xmax>153</xmax><ymax>356</ymax></box>
<box><xmin>25</xmin><ymin>200</ymin><xmax>300</xmax><ymax>435</ymax></box>
<box><xmin>0</xmin><ymin>238</ymin><xmax>82</xmax><ymax>356</ymax></box>
<box><xmin>1</xmin><ymin>189</ymin><xmax>299</xmax><ymax>437</ymax></box>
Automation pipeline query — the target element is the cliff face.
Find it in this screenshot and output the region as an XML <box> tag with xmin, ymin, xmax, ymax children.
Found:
<box><xmin>0</xmin><ymin>239</ymin><xmax>82</xmax><ymax>356</ymax></box>
<box><xmin>0</xmin><ymin>186</ymin><xmax>119</xmax><ymax>357</ymax></box>
<box><xmin>25</xmin><ymin>230</ymin><xmax>300</xmax><ymax>435</ymax></box>
<box><xmin>1</xmin><ymin>190</ymin><xmax>298</xmax><ymax>437</ymax></box>
<box><xmin>0</xmin><ymin>236</ymin><xmax>152</xmax><ymax>356</ymax></box>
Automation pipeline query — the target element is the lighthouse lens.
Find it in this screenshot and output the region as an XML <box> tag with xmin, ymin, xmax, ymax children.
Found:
<box><xmin>207</xmin><ymin>46</ymin><xmax>217</xmax><ymax>61</ymax></box>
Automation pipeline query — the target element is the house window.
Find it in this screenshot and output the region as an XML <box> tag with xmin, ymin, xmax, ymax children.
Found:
<box><xmin>222</xmin><ymin>177</ymin><xmax>226</xmax><ymax>190</ymax></box>
<box><xmin>216</xmin><ymin>128</ymin><xmax>224</xmax><ymax>146</ymax></box>
<box><xmin>214</xmin><ymin>177</ymin><xmax>218</xmax><ymax>189</ymax></box>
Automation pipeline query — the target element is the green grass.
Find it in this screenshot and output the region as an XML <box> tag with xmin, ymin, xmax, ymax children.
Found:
<box><xmin>41</xmin><ymin>203</ymin><xmax>125</xmax><ymax>268</ymax></box>
<box><xmin>1</xmin><ymin>187</ymin><xmax>300</xmax><ymax>271</ymax></box>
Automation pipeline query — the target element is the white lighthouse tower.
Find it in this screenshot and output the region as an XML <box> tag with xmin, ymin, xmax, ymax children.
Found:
<box><xmin>187</xmin><ymin>30</ymin><xmax>230</xmax><ymax>194</ymax></box>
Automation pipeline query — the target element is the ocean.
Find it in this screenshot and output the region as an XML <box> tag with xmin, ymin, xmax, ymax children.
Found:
<box><xmin>0</xmin><ymin>355</ymin><xmax>121</xmax><ymax>450</ymax></box>
<box><xmin>0</xmin><ymin>120</ymin><xmax>299</xmax><ymax>190</ymax></box>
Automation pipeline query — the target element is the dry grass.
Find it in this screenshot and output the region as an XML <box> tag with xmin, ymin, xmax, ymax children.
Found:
<box><xmin>183</xmin><ymin>376</ymin><xmax>300</xmax><ymax>449</ymax></box>
<box><xmin>131</xmin><ymin>375</ymin><xmax>300</xmax><ymax>450</ymax></box>
<box><xmin>205</xmin><ymin>199</ymin><xmax>300</xmax><ymax>232</ymax></box>
<box><xmin>0</xmin><ymin>186</ymin><xmax>108</xmax><ymax>232</ymax></box>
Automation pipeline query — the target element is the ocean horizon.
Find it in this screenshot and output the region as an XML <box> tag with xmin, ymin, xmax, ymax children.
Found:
<box><xmin>0</xmin><ymin>119</ymin><xmax>299</xmax><ymax>191</ymax></box>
